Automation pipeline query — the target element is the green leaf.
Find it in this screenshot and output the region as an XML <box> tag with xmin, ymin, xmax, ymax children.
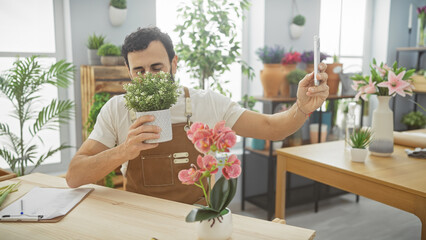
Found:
<box><xmin>210</xmin><ymin>175</ymin><xmax>231</xmax><ymax>211</ymax></box>
<box><xmin>185</xmin><ymin>208</ymin><xmax>221</xmax><ymax>222</ymax></box>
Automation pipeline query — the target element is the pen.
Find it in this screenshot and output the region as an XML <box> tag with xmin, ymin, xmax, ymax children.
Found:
<box><xmin>20</xmin><ymin>199</ymin><xmax>23</xmax><ymax>215</ymax></box>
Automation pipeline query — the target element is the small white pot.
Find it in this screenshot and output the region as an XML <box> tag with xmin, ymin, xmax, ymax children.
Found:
<box><xmin>351</xmin><ymin>148</ymin><xmax>368</xmax><ymax>163</ymax></box>
<box><xmin>197</xmin><ymin>208</ymin><xmax>233</xmax><ymax>240</ymax></box>
<box><xmin>290</xmin><ymin>23</ymin><xmax>304</xmax><ymax>39</ymax></box>
<box><xmin>109</xmin><ymin>6</ymin><xmax>127</xmax><ymax>27</ymax></box>
<box><xmin>135</xmin><ymin>109</ymin><xmax>172</xmax><ymax>143</ymax></box>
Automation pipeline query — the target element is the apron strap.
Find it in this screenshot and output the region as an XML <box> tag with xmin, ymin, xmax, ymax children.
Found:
<box><xmin>184</xmin><ymin>87</ymin><xmax>192</xmax><ymax>131</ymax></box>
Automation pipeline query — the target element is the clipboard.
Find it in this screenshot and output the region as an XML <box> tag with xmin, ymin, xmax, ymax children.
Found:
<box><xmin>0</xmin><ymin>187</ymin><xmax>94</xmax><ymax>223</ymax></box>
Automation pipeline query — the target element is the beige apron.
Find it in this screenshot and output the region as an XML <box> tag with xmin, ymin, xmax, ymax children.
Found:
<box><xmin>125</xmin><ymin>87</ymin><xmax>207</xmax><ymax>205</ymax></box>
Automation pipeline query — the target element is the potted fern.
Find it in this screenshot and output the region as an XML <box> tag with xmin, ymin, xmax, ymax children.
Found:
<box><xmin>97</xmin><ymin>43</ymin><xmax>124</xmax><ymax>66</ymax></box>
<box><xmin>86</xmin><ymin>33</ymin><xmax>106</xmax><ymax>65</ymax></box>
<box><xmin>290</xmin><ymin>14</ymin><xmax>306</xmax><ymax>39</ymax></box>
<box><xmin>401</xmin><ymin>111</ymin><xmax>426</xmax><ymax>130</ymax></box>
<box><xmin>109</xmin><ymin>0</ymin><xmax>127</xmax><ymax>26</ymax></box>
<box><xmin>348</xmin><ymin>128</ymin><xmax>373</xmax><ymax>163</ymax></box>
<box><xmin>123</xmin><ymin>72</ymin><xmax>180</xmax><ymax>143</ymax></box>
<box><xmin>0</xmin><ymin>56</ymin><xmax>74</xmax><ymax>176</ymax></box>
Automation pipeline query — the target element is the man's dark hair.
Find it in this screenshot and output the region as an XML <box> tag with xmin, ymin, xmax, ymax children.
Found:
<box><xmin>121</xmin><ymin>27</ymin><xmax>175</xmax><ymax>67</ymax></box>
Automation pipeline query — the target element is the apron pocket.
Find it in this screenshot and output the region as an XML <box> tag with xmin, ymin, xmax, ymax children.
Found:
<box><xmin>141</xmin><ymin>154</ymin><xmax>174</xmax><ymax>186</ymax></box>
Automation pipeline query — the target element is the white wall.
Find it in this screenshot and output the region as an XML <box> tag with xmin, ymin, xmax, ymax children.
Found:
<box><xmin>69</xmin><ymin>0</ymin><xmax>156</xmax><ymax>147</ymax></box>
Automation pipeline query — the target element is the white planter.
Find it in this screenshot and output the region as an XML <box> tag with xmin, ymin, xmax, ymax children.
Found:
<box><xmin>87</xmin><ymin>49</ymin><xmax>101</xmax><ymax>65</ymax></box>
<box><xmin>351</xmin><ymin>148</ymin><xmax>368</xmax><ymax>163</ymax></box>
<box><xmin>109</xmin><ymin>6</ymin><xmax>127</xmax><ymax>27</ymax></box>
<box><xmin>197</xmin><ymin>208</ymin><xmax>233</xmax><ymax>240</ymax></box>
<box><xmin>290</xmin><ymin>23</ymin><xmax>304</xmax><ymax>39</ymax></box>
<box><xmin>135</xmin><ymin>109</ymin><xmax>172</xmax><ymax>143</ymax></box>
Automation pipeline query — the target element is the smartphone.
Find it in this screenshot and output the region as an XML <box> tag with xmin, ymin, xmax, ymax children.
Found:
<box><xmin>313</xmin><ymin>35</ymin><xmax>320</xmax><ymax>86</ymax></box>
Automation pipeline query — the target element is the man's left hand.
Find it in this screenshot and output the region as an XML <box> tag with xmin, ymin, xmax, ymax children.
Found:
<box><xmin>296</xmin><ymin>62</ymin><xmax>329</xmax><ymax>114</ymax></box>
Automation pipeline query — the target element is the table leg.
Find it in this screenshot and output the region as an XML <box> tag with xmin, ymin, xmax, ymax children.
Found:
<box><xmin>414</xmin><ymin>197</ymin><xmax>426</xmax><ymax>240</ymax></box>
<box><xmin>275</xmin><ymin>155</ymin><xmax>287</xmax><ymax>219</ymax></box>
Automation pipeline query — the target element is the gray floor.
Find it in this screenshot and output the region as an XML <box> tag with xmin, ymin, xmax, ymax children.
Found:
<box><xmin>229</xmin><ymin>194</ymin><xmax>421</xmax><ymax>240</ymax></box>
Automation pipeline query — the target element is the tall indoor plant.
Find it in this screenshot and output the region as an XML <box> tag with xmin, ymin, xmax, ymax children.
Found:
<box><xmin>256</xmin><ymin>45</ymin><xmax>286</xmax><ymax>97</ymax></box>
<box><xmin>0</xmin><ymin>56</ymin><xmax>74</xmax><ymax>176</ymax></box>
<box><xmin>124</xmin><ymin>71</ymin><xmax>180</xmax><ymax>143</ymax></box>
<box><xmin>351</xmin><ymin>59</ymin><xmax>415</xmax><ymax>156</ymax></box>
<box><xmin>174</xmin><ymin>0</ymin><xmax>254</xmax><ymax>97</ymax></box>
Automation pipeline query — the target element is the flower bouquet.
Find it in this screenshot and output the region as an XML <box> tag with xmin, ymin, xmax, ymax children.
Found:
<box><xmin>351</xmin><ymin>59</ymin><xmax>415</xmax><ymax>156</ymax></box>
<box><xmin>123</xmin><ymin>71</ymin><xmax>180</xmax><ymax>143</ymax></box>
<box><xmin>178</xmin><ymin>121</ymin><xmax>241</xmax><ymax>239</ymax></box>
<box><xmin>350</xmin><ymin>59</ymin><xmax>415</xmax><ymax>101</ymax></box>
<box><xmin>281</xmin><ymin>50</ymin><xmax>301</xmax><ymax>65</ymax></box>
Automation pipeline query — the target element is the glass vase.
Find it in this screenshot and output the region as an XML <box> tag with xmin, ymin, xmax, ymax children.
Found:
<box><xmin>417</xmin><ymin>18</ymin><xmax>426</xmax><ymax>47</ymax></box>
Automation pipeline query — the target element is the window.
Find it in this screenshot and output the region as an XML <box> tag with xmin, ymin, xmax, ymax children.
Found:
<box><xmin>0</xmin><ymin>0</ymin><xmax>73</xmax><ymax>173</ymax></box>
<box><xmin>156</xmin><ymin>0</ymin><xmax>242</xmax><ymax>103</ymax></box>
<box><xmin>319</xmin><ymin>0</ymin><xmax>367</xmax><ymax>73</ymax></box>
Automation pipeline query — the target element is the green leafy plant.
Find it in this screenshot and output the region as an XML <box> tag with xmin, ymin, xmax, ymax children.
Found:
<box><xmin>110</xmin><ymin>0</ymin><xmax>126</xmax><ymax>9</ymax></box>
<box><xmin>97</xmin><ymin>43</ymin><xmax>121</xmax><ymax>56</ymax></box>
<box><xmin>256</xmin><ymin>45</ymin><xmax>286</xmax><ymax>64</ymax></box>
<box><xmin>239</xmin><ymin>94</ymin><xmax>257</xmax><ymax>112</ymax></box>
<box><xmin>0</xmin><ymin>56</ymin><xmax>74</xmax><ymax>176</ymax></box>
<box><xmin>287</xmin><ymin>69</ymin><xmax>307</xmax><ymax>84</ymax></box>
<box><xmin>401</xmin><ymin>111</ymin><xmax>426</xmax><ymax>129</ymax></box>
<box><xmin>174</xmin><ymin>0</ymin><xmax>254</xmax><ymax>97</ymax></box>
<box><xmin>86</xmin><ymin>33</ymin><xmax>106</xmax><ymax>50</ymax></box>
<box><xmin>348</xmin><ymin>128</ymin><xmax>373</xmax><ymax>149</ymax></box>
<box><xmin>292</xmin><ymin>14</ymin><xmax>306</xmax><ymax>26</ymax></box>
<box><xmin>0</xmin><ymin>181</ymin><xmax>20</xmax><ymax>207</ymax></box>
<box><xmin>124</xmin><ymin>71</ymin><xmax>180</xmax><ymax>112</ymax></box>
<box><xmin>85</xmin><ymin>92</ymin><xmax>110</xmax><ymax>134</ymax></box>
<box><xmin>333</xmin><ymin>54</ymin><xmax>339</xmax><ymax>63</ymax></box>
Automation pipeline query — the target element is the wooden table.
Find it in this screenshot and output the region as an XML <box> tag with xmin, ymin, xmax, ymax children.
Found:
<box><xmin>0</xmin><ymin>173</ymin><xmax>315</xmax><ymax>240</ymax></box>
<box><xmin>275</xmin><ymin>140</ymin><xmax>426</xmax><ymax>240</ymax></box>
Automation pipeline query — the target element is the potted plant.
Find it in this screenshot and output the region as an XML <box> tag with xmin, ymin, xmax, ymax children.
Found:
<box><xmin>348</xmin><ymin>128</ymin><xmax>373</xmax><ymax>162</ymax></box>
<box><xmin>280</xmin><ymin>50</ymin><xmax>301</xmax><ymax>97</ymax></box>
<box><xmin>412</xmin><ymin>69</ymin><xmax>426</xmax><ymax>92</ymax></box>
<box><xmin>290</xmin><ymin>14</ymin><xmax>306</xmax><ymax>39</ymax></box>
<box><xmin>109</xmin><ymin>0</ymin><xmax>127</xmax><ymax>27</ymax></box>
<box><xmin>86</xmin><ymin>33</ymin><xmax>106</xmax><ymax>65</ymax></box>
<box><xmin>401</xmin><ymin>111</ymin><xmax>426</xmax><ymax>130</ymax></box>
<box><xmin>97</xmin><ymin>43</ymin><xmax>124</xmax><ymax>66</ymax></box>
<box><xmin>0</xmin><ymin>56</ymin><xmax>74</xmax><ymax>176</ymax></box>
<box><xmin>300</xmin><ymin>50</ymin><xmax>329</xmax><ymax>73</ymax></box>
<box><xmin>287</xmin><ymin>69</ymin><xmax>307</xmax><ymax>98</ymax></box>
<box><xmin>256</xmin><ymin>45</ymin><xmax>286</xmax><ymax>97</ymax></box>
<box><xmin>325</xmin><ymin>54</ymin><xmax>343</xmax><ymax>95</ymax></box>
<box><xmin>123</xmin><ymin>71</ymin><xmax>180</xmax><ymax>143</ymax></box>
<box><xmin>174</xmin><ymin>0</ymin><xmax>254</xmax><ymax>97</ymax></box>
<box><xmin>179</xmin><ymin>121</ymin><xmax>241</xmax><ymax>240</ymax></box>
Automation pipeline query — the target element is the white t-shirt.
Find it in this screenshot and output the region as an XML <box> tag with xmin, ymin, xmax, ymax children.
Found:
<box><xmin>88</xmin><ymin>87</ymin><xmax>246</xmax><ymax>176</ymax></box>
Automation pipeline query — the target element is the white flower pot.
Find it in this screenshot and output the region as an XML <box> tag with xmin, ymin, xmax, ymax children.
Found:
<box><xmin>369</xmin><ymin>96</ymin><xmax>394</xmax><ymax>157</ymax></box>
<box><xmin>109</xmin><ymin>6</ymin><xmax>127</xmax><ymax>27</ymax></box>
<box><xmin>290</xmin><ymin>23</ymin><xmax>304</xmax><ymax>39</ymax></box>
<box><xmin>351</xmin><ymin>148</ymin><xmax>368</xmax><ymax>163</ymax></box>
<box><xmin>135</xmin><ymin>109</ymin><xmax>172</xmax><ymax>143</ymax></box>
<box><xmin>197</xmin><ymin>208</ymin><xmax>233</xmax><ymax>240</ymax></box>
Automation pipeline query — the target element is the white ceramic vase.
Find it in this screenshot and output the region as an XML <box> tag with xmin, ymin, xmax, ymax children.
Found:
<box><xmin>350</xmin><ymin>148</ymin><xmax>368</xmax><ymax>163</ymax></box>
<box><xmin>290</xmin><ymin>23</ymin><xmax>304</xmax><ymax>39</ymax></box>
<box><xmin>135</xmin><ymin>109</ymin><xmax>172</xmax><ymax>143</ymax></box>
<box><xmin>197</xmin><ymin>208</ymin><xmax>233</xmax><ymax>240</ymax></box>
<box><xmin>109</xmin><ymin>6</ymin><xmax>127</xmax><ymax>27</ymax></box>
<box><xmin>369</xmin><ymin>96</ymin><xmax>394</xmax><ymax>157</ymax></box>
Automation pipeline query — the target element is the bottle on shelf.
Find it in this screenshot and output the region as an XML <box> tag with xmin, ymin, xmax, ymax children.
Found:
<box><xmin>345</xmin><ymin>102</ymin><xmax>357</xmax><ymax>149</ymax></box>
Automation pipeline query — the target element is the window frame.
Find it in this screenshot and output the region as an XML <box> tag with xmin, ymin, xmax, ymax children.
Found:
<box><xmin>0</xmin><ymin>0</ymin><xmax>75</xmax><ymax>175</ymax></box>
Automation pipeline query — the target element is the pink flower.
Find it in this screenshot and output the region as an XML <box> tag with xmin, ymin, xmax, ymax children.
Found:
<box><xmin>373</xmin><ymin>64</ymin><xmax>391</xmax><ymax>77</ymax></box>
<box><xmin>281</xmin><ymin>51</ymin><xmax>301</xmax><ymax>65</ymax></box>
<box><xmin>187</xmin><ymin>122</ymin><xmax>208</xmax><ymax>142</ymax></box>
<box><xmin>222</xmin><ymin>154</ymin><xmax>241</xmax><ymax>180</ymax></box>
<box><xmin>197</xmin><ymin>155</ymin><xmax>218</xmax><ymax>174</ymax></box>
<box><xmin>364</xmin><ymin>76</ymin><xmax>377</xmax><ymax>94</ymax></box>
<box><xmin>216</xmin><ymin>132</ymin><xmax>237</xmax><ymax>152</ymax></box>
<box><xmin>193</xmin><ymin>129</ymin><xmax>214</xmax><ymax>154</ymax></box>
<box><xmin>213</xmin><ymin>121</ymin><xmax>233</xmax><ymax>138</ymax></box>
<box><xmin>178</xmin><ymin>165</ymin><xmax>201</xmax><ymax>185</ymax></box>
<box><xmin>377</xmin><ymin>70</ymin><xmax>410</xmax><ymax>97</ymax></box>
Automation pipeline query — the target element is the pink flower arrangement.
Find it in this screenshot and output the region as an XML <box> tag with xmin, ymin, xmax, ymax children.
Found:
<box><xmin>281</xmin><ymin>51</ymin><xmax>301</xmax><ymax>65</ymax></box>
<box><xmin>350</xmin><ymin>59</ymin><xmax>415</xmax><ymax>101</ymax></box>
<box><xmin>179</xmin><ymin>121</ymin><xmax>241</xmax><ymax>222</ymax></box>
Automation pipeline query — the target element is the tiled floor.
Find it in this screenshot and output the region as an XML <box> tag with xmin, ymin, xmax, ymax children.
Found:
<box><xmin>229</xmin><ymin>194</ymin><xmax>421</xmax><ymax>240</ymax></box>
